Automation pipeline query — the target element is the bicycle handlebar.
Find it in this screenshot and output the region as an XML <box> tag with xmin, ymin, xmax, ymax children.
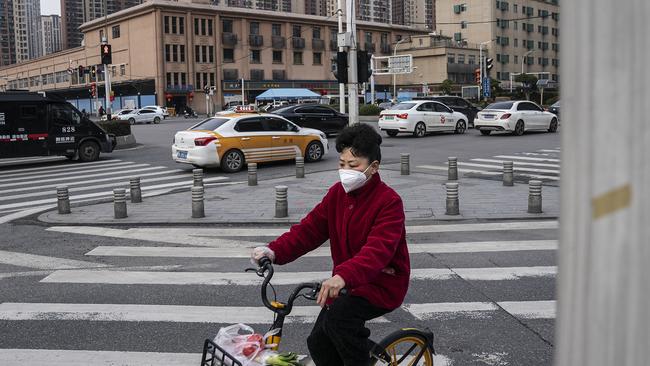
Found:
<box><xmin>254</xmin><ymin>256</ymin><xmax>347</xmax><ymax>316</ymax></box>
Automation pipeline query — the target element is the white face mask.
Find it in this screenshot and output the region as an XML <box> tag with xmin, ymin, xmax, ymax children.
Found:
<box><xmin>339</xmin><ymin>165</ymin><xmax>372</xmax><ymax>193</ymax></box>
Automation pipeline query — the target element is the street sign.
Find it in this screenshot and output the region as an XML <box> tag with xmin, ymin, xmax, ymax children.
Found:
<box><xmin>372</xmin><ymin>55</ymin><xmax>413</xmax><ymax>75</ymax></box>
<box><xmin>482</xmin><ymin>77</ymin><xmax>491</xmax><ymax>98</ymax></box>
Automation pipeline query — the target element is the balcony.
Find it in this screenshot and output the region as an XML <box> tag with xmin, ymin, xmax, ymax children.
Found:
<box><xmin>249</xmin><ymin>34</ymin><xmax>264</xmax><ymax>47</ymax></box>
<box><xmin>312</xmin><ymin>38</ymin><xmax>325</xmax><ymax>51</ymax></box>
<box><xmin>292</xmin><ymin>37</ymin><xmax>305</xmax><ymax>49</ymax></box>
<box><xmin>272</xmin><ymin>36</ymin><xmax>286</xmax><ymax>49</ymax></box>
<box><xmin>222</xmin><ymin>33</ymin><xmax>237</xmax><ymax>46</ymax></box>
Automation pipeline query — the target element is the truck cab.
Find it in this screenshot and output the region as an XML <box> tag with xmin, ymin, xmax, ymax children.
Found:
<box><xmin>0</xmin><ymin>91</ymin><xmax>115</xmax><ymax>161</ymax></box>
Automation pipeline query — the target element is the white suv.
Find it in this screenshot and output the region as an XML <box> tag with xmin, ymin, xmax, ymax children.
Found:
<box><xmin>378</xmin><ymin>100</ymin><xmax>469</xmax><ymax>137</ymax></box>
<box><xmin>142</xmin><ymin>105</ymin><xmax>169</xmax><ymax>119</ymax></box>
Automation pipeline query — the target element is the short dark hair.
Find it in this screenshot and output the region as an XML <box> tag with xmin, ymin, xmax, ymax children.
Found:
<box><xmin>335</xmin><ymin>124</ymin><xmax>382</xmax><ymax>163</ymax></box>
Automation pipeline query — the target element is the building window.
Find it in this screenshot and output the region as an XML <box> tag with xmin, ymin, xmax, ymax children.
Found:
<box><xmin>164</xmin><ymin>16</ymin><xmax>170</xmax><ymax>34</ymax></box>
<box><xmin>251</xmin><ymin>49</ymin><xmax>261</xmax><ymax>63</ymax></box>
<box><xmin>181</xmin><ymin>72</ymin><xmax>186</xmax><ymax>86</ymax></box>
<box><xmin>514</xmin><ymin>55</ymin><xmax>518</xmax><ymax>64</ymax></box>
<box><xmin>201</xmin><ymin>19</ymin><xmax>206</xmax><ymax>36</ymax></box>
<box><xmin>273</xmin><ymin>50</ymin><xmax>282</xmax><ymax>63</ymax></box>
<box><xmin>208</xmin><ymin>19</ymin><xmax>213</xmax><ymax>36</ymax></box>
<box><xmin>461</xmin><ymin>21</ymin><xmax>467</xmax><ymax>29</ymax></box>
<box><xmin>195</xmin><ymin>73</ymin><xmax>200</xmax><ymax>87</ymax></box>
<box><xmin>457</xmin><ymin>54</ymin><xmax>465</xmax><ymax>64</ymax></box>
<box><xmin>447</xmin><ymin>53</ymin><xmax>455</xmax><ymax>63</ymax></box>
<box><xmin>468</xmin><ymin>55</ymin><xmax>476</xmax><ymax>64</ymax></box>
<box><xmin>514</xmin><ymin>21</ymin><xmax>518</xmax><ymax>30</ymax></box>
<box><xmin>195</xmin><ymin>45</ymin><xmax>200</xmax><ymax>62</ymax></box>
<box><xmin>172</xmin><ymin>45</ymin><xmax>178</xmax><ymax>62</ymax></box>
<box><xmin>208</xmin><ymin>46</ymin><xmax>214</xmax><ymax>63</ymax></box>
<box><xmin>292</xmin><ymin>25</ymin><xmax>301</xmax><ymax>38</ymax></box>
<box><xmin>514</xmin><ymin>38</ymin><xmax>518</xmax><ymax>47</ymax></box>
<box><xmin>203</xmin><ymin>73</ymin><xmax>208</xmax><ymax>87</ymax></box>
<box><xmin>313</xmin><ymin>26</ymin><xmax>321</xmax><ymax>39</ymax></box>
<box><xmin>223</xmin><ymin>19</ymin><xmax>233</xmax><ymax>33</ymax></box>
<box><xmin>171</xmin><ymin>17</ymin><xmax>177</xmax><ymax>34</ymax></box>
<box><xmin>313</xmin><ymin>52</ymin><xmax>322</xmax><ymax>65</ymax></box>
<box><xmin>180</xmin><ymin>45</ymin><xmax>185</xmax><ymax>62</ymax></box>
<box><xmin>194</xmin><ymin>18</ymin><xmax>199</xmax><ymax>35</ymax></box>
<box><xmin>165</xmin><ymin>44</ymin><xmax>171</xmax><ymax>62</ymax></box>
<box><xmin>293</xmin><ymin>51</ymin><xmax>303</xmax><ymax>64</ymax></box>
<box><xmin>99</xmin><ymin>29</ymin><xmax>104</xmax><ymax>42</ymax></box>
<box><xmin>179</xmin><ymin>17</ymin><xmax>184</xmax><ymax>34</ymax></box>
<box><xmin>513</xmin><ymin>4</ymin><xmax>517</xmax><ymax>12</ymax></box>
<box><xmin>166</xmin><ymin>72</ymin><xmax>172</xmax><ymax>86</ymax></box>
<box><xmin>272</xmin><ymin>24</ymin><xmax>281</xmax><ymax>36</ymax></box>
<box><xmin>202</xmin><ymin>45</ymin><xmax>207</xmax><ymax>63</ymax></box>
<box><xmin>173</xmin><ymin>72</ymin><xmax>179</xmax><ymax>86</ymax></box>
<box><xmin>223</xmin><ymin>48</ymin><xmax>234</xmax><ymax>63</ymax></box>
<box><xmin>365</xmin><ymin>32</ymin><xmax>372</xmax><ymax>44</ymax></box>
<box><xmin>250</xmin><ymin>22</ymin><xmax>260</xmax><ymax>35</ymax></box>
<box><xmin>209</xmin><ymin>73</ymin><xmax>215</xmax><ymax>87</ymax></box>
<box><xmin>120</xmin><ymin>64</ymin><xmax>126</xmax><ymax>76</ymax></box>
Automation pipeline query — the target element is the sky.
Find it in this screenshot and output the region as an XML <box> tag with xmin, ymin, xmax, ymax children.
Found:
<box><xmin>41</xmin><ymin>1</ymin><xmax>62</xmax><ymax>16</ymax></box>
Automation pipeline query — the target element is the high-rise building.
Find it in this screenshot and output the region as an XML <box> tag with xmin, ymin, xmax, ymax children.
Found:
<box><xmin>11</xmin><ymin>0</ymin><xmax>43</xmax><ymax>62</ymax></box>
<box><xmin>41</xmin><ymin>15</ymin><xmax>62</xmax><ymax>55</ymax></box>
<box><xmin>436</xmin><ymin>0</ymin><xmax>560</xmax><ymax>84</ymax></box>
<box><xmin>61</xmin><ymin>0</ymin><xmax>144</xmax><ymax>49</ymax></box>
<box><xmin>0</xmin><ymin>0</ymin><xmax>17</xmax><ymax>66</ymax></box>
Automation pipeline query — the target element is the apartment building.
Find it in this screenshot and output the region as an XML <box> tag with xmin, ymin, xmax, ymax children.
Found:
<box><xmin>435</xmin><ymin>0</ymin><xmax>560</xmax><ymax>84</ymax></box>
<box><xmin>0</xmin><ymin>1</ymin><xmax>17</xmax><ymax>66</ymax></box>
<box><xmin>0</xmin><ymin>0</ymin><xmax>424</xmax><ymax>113</ymax></box>
<box><xmin>42</xmin><ymin>15</ymin><xmax>63</xmax><ymax>55</ymax></box>
<box><xmin>12</xmin><ymin>0</ymin><xmax>43</xmax><ymax>61</ymax></box>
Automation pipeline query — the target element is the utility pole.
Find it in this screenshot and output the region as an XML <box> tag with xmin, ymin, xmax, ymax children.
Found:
<box><xmin>370</xmin><ymin>55</ymin><xmax>375</xmax><ymax>104</ymax></box>
<box><xmin>337</xmin><ymin>0</ymin><xmax>346</xmax><ymax>114</ymax></box>
<box><xmin>346</xmin><ymin>0</ymin><xmax>359</xmax><ymax>125</ymax></box>
<box><xmin>103</xmin><ymin>0</ymin><xmax>112</xmax><ymax>120</ymax></box>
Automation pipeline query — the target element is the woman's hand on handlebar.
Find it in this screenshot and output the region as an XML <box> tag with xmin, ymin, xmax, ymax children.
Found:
<box><xmin>250</xmin><ymin>246</ymin><xmax>275</xmax><ymax>266</ymax></box>
<box><xmin>317</xmin><ymin>275</ymin><xmax>346</xmax><ymax>307</ymax></box>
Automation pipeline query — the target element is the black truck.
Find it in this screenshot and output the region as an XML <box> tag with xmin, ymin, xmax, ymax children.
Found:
<box><xmin>0</xmin><ymin>91</ymin><xmax>115</xmax><ymax>161</ymax></box>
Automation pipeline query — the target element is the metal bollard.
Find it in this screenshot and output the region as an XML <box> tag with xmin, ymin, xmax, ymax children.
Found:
<box><xmin>503</xmin><ymin>161</ymin><xmax>514</xmax><ymax>186</ymax></box>
<box><xmin>192</xmin><ymin>186</ymin><xmax>205</xmax><ymax>218</ymax></box>
<box><xmin>448</xmin><ymin>157</ymin><xmax>458</xmax><ymax>181</ymax></box>
<box><xmin>445</xmin><ymin>182</ymin><xmax>460</xmax><ymax>215</ymax></box>
<box><xmin>400</xmin><ymin>153</ymin><xmax>410</xmax><ymax>175</ymax></box>
<box><xmin>248</xmin><ymin>163</ymin><xmax>258</xmax><ymax>186</ymax></box>
<box><xmin>528</xmin><ymin>180</ymin><xmax>543</xmax><ymax>213</ymax></box>
<box><xmin>113</xmin><ymin>188</ymin><xmax>127</xmax><ymax>219</ymax></box>
<box><xmin>130</xmin><ymin>177</ymin><xmax>142</xmax><ymax>203</ymax></box>
<box><xmin>275</xmin><ymin>185</ymin><xmax>288</xmax><ymax>218</ymax></box>
<box><xmin>295</xmin><ymin>157</ymin><xmax>305</xmax><ymax>178</ymax></box>
<box><xmin>193</xmin><ymin>168</ymin><xmax>204</xmax><ymax>187</ymax></box>
<box><xmin>56</xmin><ymin>186</ymin><xmax>71</xmax><ymax>214</ymax></box>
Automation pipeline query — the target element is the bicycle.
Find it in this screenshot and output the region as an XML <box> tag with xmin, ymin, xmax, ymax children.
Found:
<box><xmin>201</xmin><ymin>257</ymin><xmax>436</xmax><ymax>365</ymax></box>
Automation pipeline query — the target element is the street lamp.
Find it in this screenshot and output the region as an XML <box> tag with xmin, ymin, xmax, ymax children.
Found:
<box><xmin>393</xmin><ymin>37</ymin><xmax>409</xmax><ymax>103</ymax></box>
<box><xmin>522</xmin><ymin>50</ymin><xmax>535</xmax><ymax>76</ymax></box>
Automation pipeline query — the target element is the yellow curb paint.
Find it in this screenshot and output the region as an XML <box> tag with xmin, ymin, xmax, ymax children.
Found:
<box><xmin>592</xmin><ymin>184</ymin><xmax>631</xmax><ymax>219</ymax></box>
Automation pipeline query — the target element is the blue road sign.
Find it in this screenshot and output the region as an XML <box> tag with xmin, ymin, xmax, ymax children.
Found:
<box><xmin>482</xmin><ymin>77</ymin><xmax>491</xmax><ymax>98</ymax></box>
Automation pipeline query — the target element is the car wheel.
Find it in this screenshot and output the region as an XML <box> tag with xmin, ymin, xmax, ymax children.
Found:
<box><xmin>548</xmin><ymin>118</ymin><xmax>558</xmax><ymax>133</ymax></box>
<box><xmin>386</xmin><ymin>130</ymin><xmax>399</xmax><ymax>137</ymax></box>
<box><xmin>153</xmin><ymin>117</ymin><xmax>161</xmax><ymax>124</ymax></box>
<box><xmin>514</xmin><ymin>120</ymin><xmax>525</xmax><ymax>136</ymax></box>
<box><xmin>480</xmin><ymin>130</ymin><xmax>492</xmax><ymax>136</ymax></box>
<box><xmin>78</xmin><ymin>140</ymin><xmax>100</xmax><ymax>162</ymax></box>
<box><xmin>128</xmin><ymin>118</ymin><xmax>136</xmax><ymax>125</ymax></box>
<box><xmin>220</xmin><ymin>149</ymin><xmax>245</xmax><ymax>173</ymax></box>
<box><xmin>413</xmin><ymin>122</ymin><xmax>426</xmax><ymax>138</ymax></box>
<box><xmin>454</xmin><ymin>120</ymin><xmax>466</xmax><ymax>134</ymax></box>
<box><xmin>305</xmin><ymin>141</ymin><xmax>324</xmax><ymax>162</ymax></box>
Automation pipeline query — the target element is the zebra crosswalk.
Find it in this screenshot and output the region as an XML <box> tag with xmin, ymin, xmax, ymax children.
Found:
<box><xmin>417</xmin><ymin>147</ymin><xmax>561</xmax><ymax>183</ymax></box>
<box><xmin>0</xmin><ymin>158</ymin><xmax>231</xmax><ymax>219</ymax></box>
<box><xmin>0</xmin><ymin>220</ymin><xmax>558</xmax><ymax>365</ymax></box>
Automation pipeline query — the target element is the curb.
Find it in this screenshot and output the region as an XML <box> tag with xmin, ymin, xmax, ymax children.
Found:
<box><xmin>113</xmin><ymin>134</ymin><xmax>137</xmax><ymax>150</ymax></box>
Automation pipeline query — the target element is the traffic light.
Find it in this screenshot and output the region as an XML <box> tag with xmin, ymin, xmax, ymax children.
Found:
<box><xmin>357</xmin><ymin>50</ymin><xmax>372</xmax><ymax>83</ymax></box>
<box><xmin>474</xmin><ymin>68</ymin><xmax>481</xmax><ymax>84</ymax></box>
<box><xmin>78</xmin><ymin>66</ymin><xmax>84</xmax><ymax>78</ymax></box>
<box><xmin>334</xmin><ymin>51</ymin><xmax>348</xmax><ymax>84</ymax></box>
<box><xmin>110</xmin><ymin>90</ymin><xmax>115</xmax><ymax>102</ymax></box>
<box><xmin>485</xmin><ymin>58</ymin><xmax>494</xmax><ymax>75</ymax></box>
<box><xmin>90</xmin><ymin>82</ymin><xmax>96</xmax><ymax>97</ymax></box>
<box><xmin>90</xmin><ymin>65</ymin><xmax>96</xmax><ymax>77</ymax></box>
<box><xmin>101</xmin><ymin>44</ymin><xmax>112</xmax><ymax>65</ymax></box>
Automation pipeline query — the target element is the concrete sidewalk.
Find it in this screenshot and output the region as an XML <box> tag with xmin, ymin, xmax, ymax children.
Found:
<box><xmin>39</xmin><ymin>165</ymin><xmax>559</xmax><ymax>226</ymax></box>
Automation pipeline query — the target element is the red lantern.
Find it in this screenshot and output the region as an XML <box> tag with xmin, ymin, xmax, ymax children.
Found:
<box><xmin>166</xmin><ymin>93</ymin><xmax>172</xmax><ymax>102</ymax></box>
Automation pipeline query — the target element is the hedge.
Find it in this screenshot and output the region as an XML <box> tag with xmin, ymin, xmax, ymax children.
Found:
<box><xmin>359</xmin><ymin>104</ymin><xmax>382</xmax><ymax>116</ymax></box>
<box><xmin>97</xmin><ymin>120</ymin><xmax>131</xmax><ymax>137</ymax></box>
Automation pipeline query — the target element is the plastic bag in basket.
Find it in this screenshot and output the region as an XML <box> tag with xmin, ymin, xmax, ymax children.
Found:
<box><xmin>214</xmin><ymin>324</ymin><xmax>278</xmax><ymax>366</ymax></box>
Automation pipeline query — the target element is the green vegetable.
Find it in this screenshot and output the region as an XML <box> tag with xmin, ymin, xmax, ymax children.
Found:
<box><xmin>264</xmin><ymin>352</ymin><xmax>300</xmax><ymax>366</ymax></box>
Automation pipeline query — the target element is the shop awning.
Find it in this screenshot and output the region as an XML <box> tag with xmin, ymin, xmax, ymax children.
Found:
<box><xmin>255</xmin><ymin>88</ymin><xmax>320</xmax><ymax>101</ymax></box>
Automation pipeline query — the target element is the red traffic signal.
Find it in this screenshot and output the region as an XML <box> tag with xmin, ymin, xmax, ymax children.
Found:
<box><xmin>101</xmin><ymin>44</ymin><xmax>112</xmax><ymax>65</ymax></box>
<box><xmin>90</xmin><ymin>82</ymin><xmax>97</xmax><ymax>97</ymax></box>
<box><xmin>474</xmin><ymin>68</ymin><xmax>481</xmax><ymax>84</ymax></box>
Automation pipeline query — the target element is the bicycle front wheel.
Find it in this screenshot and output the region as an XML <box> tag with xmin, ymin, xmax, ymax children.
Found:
<box><xmin>371</xmin><ymin>329</ymin><xmax>434</xmax><ymax>366</ymax></box>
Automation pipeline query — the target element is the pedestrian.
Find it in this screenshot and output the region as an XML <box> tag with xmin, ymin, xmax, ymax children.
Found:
<box><xmin>251</xmin><ymin>124</ymin><xmax>410</xmax><ymax>366</ymax></box>
<box><xmin>98</xmin><ymin>105</ymin><xmax>104</xmax><ymax>117</ymax></box>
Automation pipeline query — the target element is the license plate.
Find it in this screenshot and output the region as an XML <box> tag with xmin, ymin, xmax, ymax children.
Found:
<box><xmin>483</xmin><ymin>114</ymin><xmax>495</xmax><ymax>119</ymax></box>
<box><xmin>384</xmin><ymin>116</ymin><xmax>394</xmax><ymax>121</ymax></box>
<box><xmin>177</xmin><ymin>150</ymin><xmax>188</xmax><ymax>159</ymax></box>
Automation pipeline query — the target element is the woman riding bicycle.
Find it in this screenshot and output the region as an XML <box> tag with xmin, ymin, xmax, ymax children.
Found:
<box><xmin>251</xmin><ymin>124</ymin><xmax>410</xmax><ymax>366</ymax></box>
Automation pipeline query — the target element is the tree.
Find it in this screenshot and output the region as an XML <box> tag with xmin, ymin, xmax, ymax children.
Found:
<box><xmin>515</xmin><ymin>73</ymin><xmax>538</xmax><ymax>100</ymax></box>
<box><xmin>440</xmin><ymin>79</ymin><xmax>453</xmax><ymax>95</ymax></box>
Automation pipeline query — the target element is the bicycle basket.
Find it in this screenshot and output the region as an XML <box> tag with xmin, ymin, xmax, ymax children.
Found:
<box><xmin>201</xmin><ymin>338</ymin><xmax>243</xmax><ymax>366</ymax></box>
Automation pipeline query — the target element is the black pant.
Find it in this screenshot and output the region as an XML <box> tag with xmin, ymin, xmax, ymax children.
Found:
<box><xmin>307</xmin><ymin>296</ymin><xmax>390</xmax><ymax>366</ymax></box>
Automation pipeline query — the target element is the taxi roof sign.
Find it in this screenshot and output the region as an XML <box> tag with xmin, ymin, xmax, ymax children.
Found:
<box><xmin>234</xmin><ymin>105</ymin><xmax>257</xmax><ymax>113</ymax></box>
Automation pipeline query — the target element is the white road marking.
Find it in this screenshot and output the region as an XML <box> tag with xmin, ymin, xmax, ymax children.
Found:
<box><xmin>537</xmin><ymin>149</ymin><xmax>561</xmax><ymax>153</ymax></box>
<box><xmin>0</xmin><ymin>250</ymin><xmax>108</xmax><ymax>270</ymax></box>
<box><xmin>417</xmin><ymin>164</ymin><xmax>560</xmax><ymax>181</ymax></box>
<box><xmin>0</xmin><ymin>160</ymin><xmax>133</xmax><ymax>179</ymax></box>
<box><xmin>405</xmin><ymin>300</ymin><xmax>556</xmax><ymax>319</ymax></box>
<box><xmin>458</xmin><ymin>162</ymin><xmax>559</xmax><ymax>175</ymax></box>
<box><xmin>494</xmin><ymin>155</ymin><xmax>560</xmax><ymax>163</ymax></box>
<box><xmin>0</xmin><ymin>349</ymin><xmax>199</xmax><ymax>366</ymax></box>
<box><xmin>470</xmin><ymin>158</ymin><xmax>560</xmax><ymax>168</ymax></box>
<box><xmin>0</xmin><ymin>177</ymin><xmax>228</xmax><ymax>210</ymax></box>
<box><xmin>0</xmin><ymin>159</ymin><xmax>122</xmax><ymax>173</ymax></box>
<box><xmin>41</xmin><ymin>267</ymin><xmax>556</xmax><ymax>286</ymax></box>
<box><xmin>0</xmin><ymin>163</ymin><xmax>154</xmax><ymax>183</ymax></box>
<box><xmin>0</xmin><ymin>302</ymin><xmax>388</xmax><ymax>323</ymax></box>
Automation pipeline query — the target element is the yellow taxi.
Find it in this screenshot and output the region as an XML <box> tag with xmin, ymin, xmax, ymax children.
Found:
<box><xmin>171</xmin><ymin>111</ymin><xmax>329</xmax><ymax>172</ymax></box>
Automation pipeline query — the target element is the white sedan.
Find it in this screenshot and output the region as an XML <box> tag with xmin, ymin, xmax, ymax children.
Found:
<box><xmin>474</xmin><ymin>101</ymin><xmax>559</xmax><ymax>136</ymax></box>
<box><xmin>141</xmin><ymin>105</ymin><xmax>169</xmax><ymax>119</ymax></box>
<box><xmin>378</xmin><ymin>100</ymin><xmax>469</xmax><ymax>137</ymax></box>
<box><xmin>116</xmin><ymin>109</ymin><xmax>164</xmax><ymax>125</ymax></box>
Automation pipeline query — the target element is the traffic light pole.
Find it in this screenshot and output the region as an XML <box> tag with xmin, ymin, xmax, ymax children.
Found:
<box><xmin>337</xmin><ymin>0</ymin><xmax>345</xmax><ymax>114</ymax></box>
<box><xmin>104</xmin><ymin>64</ymin><xmax>112</xmax><ymax>120</ymax></box>
<box><xmin>346</xmin><ymin>0</ymin><xmax>359</xmax><ymax>125</ymax></box>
